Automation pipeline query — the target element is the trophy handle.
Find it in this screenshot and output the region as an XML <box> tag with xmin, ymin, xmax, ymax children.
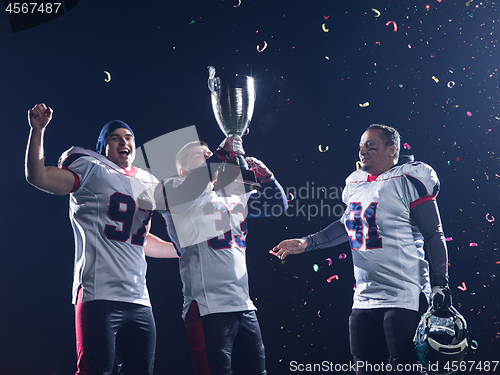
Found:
<box><xmin>207</xmin><ymin>66</ymin><xmax>218</xmax><ymax>96</ymax></box>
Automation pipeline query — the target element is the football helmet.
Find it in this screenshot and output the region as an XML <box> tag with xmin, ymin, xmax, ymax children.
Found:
<box><xmin>414</xmin><ymin>305</ymin><xmax>467</xmax><ymax>375</ymax></box>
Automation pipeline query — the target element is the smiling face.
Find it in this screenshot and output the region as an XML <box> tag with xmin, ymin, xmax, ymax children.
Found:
<box><xmin>104</xmin><ymin>128</ymin><xmax>136</xmax><ymax>169</ymax></box>
<box><xmin>358</xmin><ymin>128</ymin><xmax>397</xmax><ymax>175</ymax></box>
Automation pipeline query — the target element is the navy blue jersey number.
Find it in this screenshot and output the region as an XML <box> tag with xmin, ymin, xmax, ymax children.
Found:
<box><xmin>345</xmin><ymin>202</ymin><xmax>382</xmax><ymax>250</ymax></box>
<box><xmin>104</xmin><ymin>192</ymin><xmax>150</xmax><ymax>246</ymax></box>
<box><xmin>204</xmin><ymin>202</ymin><xmax>247</xmax><ymax>250</ymax></box>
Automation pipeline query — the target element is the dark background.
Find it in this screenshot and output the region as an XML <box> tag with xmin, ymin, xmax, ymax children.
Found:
<box><xmin>1</xmin><ymin>0</ymin><xmax>499</xmax><ymax>374</ymax></box>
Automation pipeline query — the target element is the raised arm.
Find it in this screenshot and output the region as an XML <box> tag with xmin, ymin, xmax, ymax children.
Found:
<box><xmin>246</xmin><ymin>157</ymin><xmax>288</xmax><ymax>218</ymax></box>
<box><xmin>25</xmin><ymin>104</ymin><xmax>76</xmax><ymax>195</ymax></box>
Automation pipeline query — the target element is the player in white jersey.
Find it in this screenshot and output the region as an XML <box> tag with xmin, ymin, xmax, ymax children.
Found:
<box><xmin>155</xmin><ymin>138</ymin><xmax>288</xmax><ymax>375</ymax></box>
<box><xmin>25</xmin><ymin>104</ymin><xmax>177</xmax><ymax>375</ymax></box>
<box><xmin>272</xmin><ymin>124</ymin><xmax>452</xmax><ymax>375</ymax></box>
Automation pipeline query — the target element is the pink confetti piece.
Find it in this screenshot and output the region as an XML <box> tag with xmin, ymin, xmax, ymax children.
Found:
<box><xmin>457</xmin><ymin>282</ymin><xmax>467</xmax><ymax>291</ymax></box>
<box><xmin>467</xmin><ymin>111</ymin><xmax>472</xmax><ymax>116</ymax></box>
<box><xmin>486</xmin><ymin>213</ymin><xmax>495</xmax><ymax>222</ymax></box>
<box><xmin>339</xmin><ymin>253</ymin><xmax>347</xmax><ymax>259</ymax></box>
<box><xmin>327</xmin><ymin>275</ymin><xmax>339</xmax><ymax>283</ymax></box>
<box><xmin>403</xmin><ymin>142</ymin><xmax>411</xmax><ymax>149</ymax></box>
<box><xmin>445</xmin><ymin>237</ymin><xmax>453</xmax><ymax>241</ymax></box>
<box><xmin>326</xmin><ymin>258</ymin><xmax>332</xmax><ymax>266</ymax></box>
<box><xmin>469</xmin><ymin>242</ymin><xmax>478</xmax><ymax>247</ymax></box>
<box><xmin>386</xmin><ymin>20</ymin><xmax>397</xmax><ymax>32</ymax></box>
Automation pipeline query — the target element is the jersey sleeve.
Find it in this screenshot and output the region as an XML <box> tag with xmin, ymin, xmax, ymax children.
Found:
<box><xmin>246</xmin><ymin>178</ymin><xmax>288</xmax><ymax>218</ymax></box>
<box><xmin>402</xmin><ymin>162</ymin><xmax>440</xmax><ymax>209</ymax></box>
<box><xmin>303</xmin><ymin>219</ymin><xmax>349</xmax><ymax>251</ymax></box>
<box><xmin>342</xmin><ymin>169</ymin><xmax>364</xmax><ymax>205</ymax></box>
<box><xmin>58</xmin><ymin>147</ymin><xmax>97</xmax><ymax>191</ymax></box>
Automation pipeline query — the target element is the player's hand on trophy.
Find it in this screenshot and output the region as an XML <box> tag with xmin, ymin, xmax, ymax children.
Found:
<box><xmin>28</xmin><ymin>103</ymin><xmax>53</xmax><ymax>131</ymax></box>
<box><xmin>246</xmin><ymin>157</ymin><xmax>274</xmax><ymax>183</ymax></box>
<box><xmin>215</xmin><ymin>135</ymin><xmax>244</xmax><ymax>163</ymax></box>
<box><xmin>270</xmin><ymin>239</ymin><xmax>307</xmax><ymax>260</ymax></box>
<box><xmin>431</xmin><ymin>286</ymin><xmax>452</xmax><ymax>310</ymax></box>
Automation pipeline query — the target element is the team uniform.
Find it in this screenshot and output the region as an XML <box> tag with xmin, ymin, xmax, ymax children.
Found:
<box><xmin>304</xmin><ymin>157</ymin><xmax>448</xmax><ymax>374</ymax></box>
<box><xmin>58</xmin><ymin>146</ymin><xmax>158</xmax><ymax>375</ymax></box>
<box><xmin>160</xmin><ymin>166</ymin><xmax>287</xmax><ymax>375</ymax></box>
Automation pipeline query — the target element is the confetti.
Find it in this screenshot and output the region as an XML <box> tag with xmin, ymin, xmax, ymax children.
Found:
<box><xmin>466</xmin><ymin>111</ymin><xmax>472</xmax><ymax>116</ymax></box>
<box><xmin>403</xmin><ymin>142</ymin><xmax>411</xmax><ymax>149</ymax></box>
<box><xmin>313</xmin><ymin>264</ymin><xmax>319</xmax><ymax>272</ymax></box>
<box><xmin>339</xmin><ymin>253</ymin><xmax>347</xmax><ymax>259</ymax></box>
<box><xmin>318</xmin><ymin>145</ymin><xmax>329</xmax><ymax>152</ymax></box>
<box><xmin>234</xmin><ymin>0</ymin><xmax>241</xmax><ymax>7</ymax></box>
<box><xmin>372</xmin><ymin>8</ymin><xmax>380</xmax><ymax>17</ymax></box>
<box><xmin>432</xmin><ymin>76</ymin><xmax>439</xmax><ymax>83</ymax></box>
<box><xmin>356</xmin><ymin>161</ymin><xmax>362</xmax><ymax>170</ymax></box>
<box><xmin>327</xmin><ymin>275</ymin><xmax>339</xmax><ymax>283</ymax></box>
<box><xmin>322</xmin><ymin>24</ymin><xmax>329</xmax><ymax>32</ymax></box>
<box><xmin>386</xmin><ymin>21</ymin><xmax>397</xmax><ymax>32</ymax></box>
<box><xmin>485</xmin><ymin>213</ymin><xmax>495</xmax><ymax>222</ymax></box>
<box><xmin>470</xmin><ymin>242</ymin><xmax>478</xmax><ymax>247</ymax></box>
<box><xmin>458</xmin><ymin>282</ymin><xmax>467</xmax><ymax>291</ymax></box>
<box><xmin>287</xmin><ymin>192</ymin><xmax>295</xmax><ymax>202</ymax></box>
<box><xmin>445</xmin><ymin>237</ymin><xmax>453</xmax><ymax>241</ymax></box>
<box><xmin>104</xmin><ymin>71</ymin><xmax>111</xmax><ymax>82</ymax></box>
<box><xmin>359</xmin><ymin>102</ymin><xmax>370</xmax><ymax>107</ymax></box>
<box><xmin>447</xmin><ymin>81</ymin><xmax>455</xmax><ymax>88</ymax></box>
<box><xmin>257</xmin><ymin>41</ymin><xmax>267</xmax><ymax>52</ymax></box>
<box><xmin>326</xmin><ymin>258</ymin><xmax>332</xmax><ymax>266</ymax></box>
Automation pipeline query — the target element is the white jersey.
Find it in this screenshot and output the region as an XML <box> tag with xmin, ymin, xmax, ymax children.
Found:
<box><xmin>58</xmin><ymin>147</ymin><xmax>158</xmax><ymax>306</ymax></box>
<box><xmin>342</xmin><ymin>161</ymin><xmax>439</xmax><ymax>311</ymax></box>
<box><xmin>160</xmin><ymin>177</ymin><xmax>256</xmax><ymax>319</ymax></box>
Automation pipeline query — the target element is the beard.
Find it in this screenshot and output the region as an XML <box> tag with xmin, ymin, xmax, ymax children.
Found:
<box><xmin>360</xmin><ymin>163</ymin><xmax>372</xmax><ymax>172</ymax></box>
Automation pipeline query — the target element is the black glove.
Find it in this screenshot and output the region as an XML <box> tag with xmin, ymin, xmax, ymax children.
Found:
<box><xmin>431</xmin><ymin>286</ymin><xmax>452</xmax><ymax>310</ymax></box>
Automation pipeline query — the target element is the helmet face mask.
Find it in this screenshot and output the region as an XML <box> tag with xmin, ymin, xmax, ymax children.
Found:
<box><xmin>414</xmin><ymin>306</ymin><xmax>468</xmax><ymax>375</ymax></box>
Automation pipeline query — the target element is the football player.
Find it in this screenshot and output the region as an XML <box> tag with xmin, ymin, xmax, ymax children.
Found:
<box><xmin>273</xmin><ymin>124</ymin><xmax>451</xmax><ymax>375</ymax></box>
<box><xmin>155</xmin><ymin>136</ymin><xmax>288</xmax><ymax>375</ymax></box>
<box><xmin>25</xmin><ymin>103</ymin><xmax>177</xmax><ymax>375</ymax></box>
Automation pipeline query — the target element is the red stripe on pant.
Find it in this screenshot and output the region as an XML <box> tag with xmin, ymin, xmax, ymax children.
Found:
<box><xmin>185</xmin><ymin>301</ymin><xmax>211</xmax><ymax>375</ymax></box>
<box><xmin>75</xmin><ymin>287</ymin><xmax>88</xmax><ymax>375</ymax></box>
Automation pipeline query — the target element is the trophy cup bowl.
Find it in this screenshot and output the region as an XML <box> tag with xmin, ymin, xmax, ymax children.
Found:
<box><xmin>208</xmin><ymin>66</ymin><xmax>259</xmax><ymax>189</ymax></box>
<box><xmin>208</xmin><ymin>71</ymin><xmax>255</xmax><ymax>137</ymax></box>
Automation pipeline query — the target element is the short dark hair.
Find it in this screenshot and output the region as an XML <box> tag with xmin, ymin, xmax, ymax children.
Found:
<box><xmin>175</xmin><ymin>141</ymin><xmax>209</xmax><ymax>176</ymax></box>
<box><xmin>367</xmin><ymin>124</ymin><xmax>400</xmax><ymax>162</ymax></box>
